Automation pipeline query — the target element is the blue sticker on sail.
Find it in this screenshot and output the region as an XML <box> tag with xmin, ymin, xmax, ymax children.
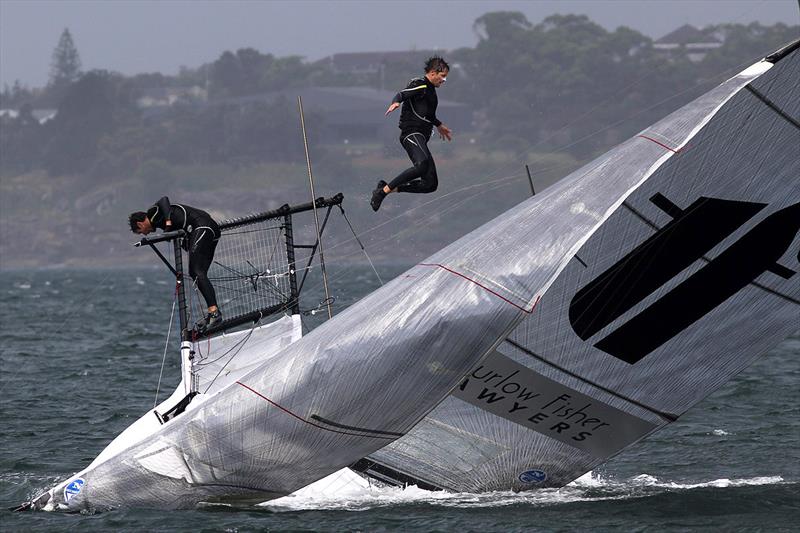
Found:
<box><xmin>64</xmin><ymin>478</ymin><xmax>84</xmax><ymax>501</ymax></box>
<box><xmin>519</xmin><ymin>470</ymin><xmax>547</xmax><ymax>484</ymax></box>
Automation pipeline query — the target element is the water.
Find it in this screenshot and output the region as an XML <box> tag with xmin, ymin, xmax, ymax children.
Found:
<box><xmin>1</xmin><ymin>268</ymin><xmax>798</xmax><ymax>531</ymax></box>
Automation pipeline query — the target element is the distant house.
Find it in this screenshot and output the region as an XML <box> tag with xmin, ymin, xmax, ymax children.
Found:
<box><xmin>314</xmin><ymin>50</ymin><xmax>446</xmax><ymax>76</ymax></box>
<box><xmin>136</xmin><ymin>86</ymin><xmax>208</xmax><ymax>108</ymax></box>
<box><xmin>0</xmin><ymin>108</ymin><xmax>57</xmax><ymax>124</ymax></box>
<box><xmin>654</xmin><ymin>24</ymin><xmax>722</xmax><ymax>62</ymax></box>
<box><xmin>212</xmin><ymin>86</ymin><xmax>470</xmax><ymax>143</ymax></box>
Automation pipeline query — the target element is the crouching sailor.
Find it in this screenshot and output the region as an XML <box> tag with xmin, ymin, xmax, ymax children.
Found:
<box><xmin>129</xmin><ymin>196</ymin><xmax>222</xmax><ymax>330</ymax></box>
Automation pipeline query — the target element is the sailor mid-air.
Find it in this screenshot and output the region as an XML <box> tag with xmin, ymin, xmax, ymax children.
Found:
<box><xmin>371</xmin><ymin>56</ymin><xmax>453</xmax><ymax>212</ymax></box>
<box><xmin>129</xmin><ymin>197</ymin><xmax>223</xmax><ymax>331</ymax></box>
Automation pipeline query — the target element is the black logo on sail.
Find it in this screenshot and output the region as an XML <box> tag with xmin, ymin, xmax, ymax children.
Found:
<box><xmin>569</xmin><ymin>194</ymin><xmax>799</xmax><ymax>364</ymax></box>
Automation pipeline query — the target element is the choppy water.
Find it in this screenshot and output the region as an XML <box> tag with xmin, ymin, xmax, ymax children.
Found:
<box><xmin>1</xmin><ymin>268</ymin><xmax>798</xmax><ymax>532</ymax></box>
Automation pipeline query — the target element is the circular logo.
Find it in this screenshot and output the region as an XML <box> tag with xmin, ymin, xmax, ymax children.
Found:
<box><xmin>519</xmin><ymin>469</ymin><xmax>547</xmax><ymax>484</ymax></box>
<box><xmin>64</xmin><ymin>478</ymin><xmax>85</xmax><ymax>501</ymax></box>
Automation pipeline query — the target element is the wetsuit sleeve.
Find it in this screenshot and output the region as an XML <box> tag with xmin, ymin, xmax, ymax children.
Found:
<box><xmin>432</xmin><ymin>115</ymin><xmax>442</xmax><ymax>127</ymax></box>
<box><xmin>391</xmin><ymin>78</ymin><xmax>428</xmax><ymax>104</ymax></box>
<box><xmin>147</xmin><ymin>196</ymin><xmax>172</xmax><ymax>227</ymax></box>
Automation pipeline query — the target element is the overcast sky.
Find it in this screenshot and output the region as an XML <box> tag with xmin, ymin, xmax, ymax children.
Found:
<box><xmin>1</xmin><ymin>0</ymin><xmax>798</xmax><ymax>88</ymax></box>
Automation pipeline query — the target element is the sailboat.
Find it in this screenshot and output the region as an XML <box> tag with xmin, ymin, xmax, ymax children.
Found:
<box><xmin>21</xmin><ymin>38</ymin><xmax>799</xmax><ymax>511</ymax></box>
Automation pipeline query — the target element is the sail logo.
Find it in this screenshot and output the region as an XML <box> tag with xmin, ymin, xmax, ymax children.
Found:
<box><xmin>64</xmin><ymin>478</ymin><xmax>84</xmax><ymax>502</ymax></box>
<box><xmin>519</xmin><ymin>469</ymin><xmax>547</xmax><ymax>484</ymax></box>
<box><xmin>456</xmin><ymin>351</ymin><xmax>658</xmax><ymax>458</ymax></box>
<box><xmin>569</xmin><ymin>194</ymin><xmax>799</xmax><ymax>364</ymax></box>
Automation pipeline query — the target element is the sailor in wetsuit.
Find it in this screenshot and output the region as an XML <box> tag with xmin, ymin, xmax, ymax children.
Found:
<box><xmin>371</xmin><ymin>56</ymin><xmax>453</xmax><ymax>212</ymax></box>
<box><xmin>129</xmin><ymin>197</ymin><xmax>222</xmax><ymax>330</ymax></box>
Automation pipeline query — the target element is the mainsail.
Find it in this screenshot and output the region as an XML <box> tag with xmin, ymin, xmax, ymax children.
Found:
<box><xmin>359</xmin><ymin>40</ymin><xmax>800</xmax><ymax>491</ymax></box>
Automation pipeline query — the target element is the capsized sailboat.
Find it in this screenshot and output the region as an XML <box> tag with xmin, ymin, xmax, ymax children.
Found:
<box><xmin>357</xmin><ymin>39</ymin><xmax>800</xmax><ymax>492</ymax></box>
<box><xmin>22</xmin><ymin>39</ymin><xmax>799</xmax><ymax>512</ymax></box>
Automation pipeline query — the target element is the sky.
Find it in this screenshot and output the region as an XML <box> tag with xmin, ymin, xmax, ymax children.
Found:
<box><xmin>1</xmin><ymin>0</ymin><xmax>798</xmax><ymax>88</ymax></box>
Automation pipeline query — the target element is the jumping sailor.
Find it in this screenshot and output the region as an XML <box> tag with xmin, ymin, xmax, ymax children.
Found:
<box><xmin>129</xmin><ymin>197</ymin><xmax>223</xmax><ymax>331</ymax></box>
<box><xmin>371</xmin><ymin>56</ymin><xmax>453</xmax><ymax>212</ymax></box>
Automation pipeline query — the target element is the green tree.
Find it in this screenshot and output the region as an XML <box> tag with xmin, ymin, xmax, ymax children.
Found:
<box><xmin>701</xmin><ymin>22</ymin><xmax>799</xmax><ymax>72</ymax></box>
<box><xmin>0</xmin><ymin>103</ymin><xmax>44</xmax><ymax>174</ymax></box>
<box><xmin>209</xmin><ymin>48</ymin><xmax>319</xmax><ymax>98</ymax></box>
<box><xmin>0</xmin><ymin>80</ymin><xmax>38</xmax><ymax>109</ymax></box>
<box><xmin>42</xmin><ymin>70</ymin><xmax>136</xmax><ymax>175</ymax></box>
<box><xmin>49</xmin><ymin>28</ymin><xmax>82</xmax><ymax>90</ymax></box>
<box><xmin>210</xmin><ymin>51</ymin><xmax>245</xmax><ymax>98</ymax></box>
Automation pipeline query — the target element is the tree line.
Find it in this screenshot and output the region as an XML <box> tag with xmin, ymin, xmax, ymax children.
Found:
<box><xmin>1</xmin><ymin>15</ymin><xmax>796</xmax><ymax>177</ymax></box>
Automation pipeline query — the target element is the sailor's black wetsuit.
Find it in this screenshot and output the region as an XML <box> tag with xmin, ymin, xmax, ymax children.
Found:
<box><xmin>388</xmin><ymin>76</ymin><xmax>442</xmax><ymax>193</ymax></box>
<box><xmin>147</xmin><ymin>197</ymin><xmax>221</xmax><ymax>308</ymax></box>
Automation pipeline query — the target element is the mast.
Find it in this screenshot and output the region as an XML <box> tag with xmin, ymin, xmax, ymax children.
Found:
<box><xmin>173</xmin><ymin>239</ymin><xmax>189</xmax><ymax>338</ymax></box>
<box><xmin>298</xmin><ymin>95</ymin><xmax>333</xmax><ymax>319</ymax></box>
<box><xmin>172</xmin><ymin>238</ymin><xmax>195</xmax><ymax>394</ymax></box>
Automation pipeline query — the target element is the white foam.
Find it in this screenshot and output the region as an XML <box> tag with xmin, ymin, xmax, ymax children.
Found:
<box><xmin>261</xmin><ymin>470</ymin><xmax>785</xmax><ymax>511</ymax></box>
<box><xmin>643</xmin><ymin>475</ymin><xmax>783</xmax><ymax>490</ymax></box>
<box><xmin>570</xmin><ymin>470</ymin><xmax>605</xmax><ymax>487</ymax></box>
<box><xmin>586</xmin><ymin>472</ymin><xmax>783</xmax><ymax>491</ymax></box>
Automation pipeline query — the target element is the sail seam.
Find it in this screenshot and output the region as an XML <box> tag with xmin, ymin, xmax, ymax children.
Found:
<box><xmin>236</xmin><ymin>381</ymin><xmax>396</xmax><ymax>440</ymax></box>
<box><xmin>309</xmin><ymin>414</ymin><xmax>404</xmax><ymax>437</ymax></box>
<box><xmin>503</xmin><ymin>338</ymin><xmax>679</xmax><ymax>422</ymax></box>
<box><xmin>622</xmin><ymin>202</ymin><xmax>800</xmax><ymax>305</ymax></box>
<box><xmin>745</xmin><ymin>85</ymin><xmax>800</xmax><ymax>131</ymax></box>
<box><xmin>419</xmin><ymin>263</ymin><xmax>541</xmax><ymax>313</ymax></box>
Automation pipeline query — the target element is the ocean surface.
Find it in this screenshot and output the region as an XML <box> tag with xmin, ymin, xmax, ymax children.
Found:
<box><xmin>1</xmin><ymin>267</ymin><xmax>798</xmax><ymax>532</ymax></box>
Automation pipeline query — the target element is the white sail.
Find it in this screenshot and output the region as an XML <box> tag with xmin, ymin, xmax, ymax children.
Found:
<box><xmin>361</xmin><ymin>40</ymin><xmax>800</xmax><ymax>492</ymax></box>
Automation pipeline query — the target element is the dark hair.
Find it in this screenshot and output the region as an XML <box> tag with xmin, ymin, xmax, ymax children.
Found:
<box><xmin>129</xmin><ymin>211</ymin><xmax>147</xmax><ymax>233</ymax></box>
<box><xmin>424</xmin><ymin>56</ymin><xmax>449</xmax><ymax>73</ymax></box>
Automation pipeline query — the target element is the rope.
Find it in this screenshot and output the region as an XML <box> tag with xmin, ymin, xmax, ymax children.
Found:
<box><xmin>153</xmin><ymin>285</ymin><xmax>178</xmax><ymax>408</ymax></box>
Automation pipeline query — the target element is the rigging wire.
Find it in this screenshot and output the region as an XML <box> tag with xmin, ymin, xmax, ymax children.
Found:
<box><xmin>200</xmin><ymin>329</ymin><xmax>256</xmax><ymax>394</ymax></box>
<box><xmin>153</xmin><ymin>286</ymin><xmax>178</xmax><ymax>408</ymax></box>
<box><xmin>337</xmin><ymin>204</ymin><xmax>383</xmax><ymax>286</ymax></box>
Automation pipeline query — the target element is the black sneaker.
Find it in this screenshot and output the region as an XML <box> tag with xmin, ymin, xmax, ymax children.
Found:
<box><xmin>197</xmin><ymin>310</ymin><xmax>223</xmax><ymax>332</ymax></box>
<box><xmin>370</xmin><ymin>180</ymin><xmax>388</xmax><ymax>212</ymax></box>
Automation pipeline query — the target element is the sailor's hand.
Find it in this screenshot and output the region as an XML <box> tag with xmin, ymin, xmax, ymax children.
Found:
<box><xmin>385</xmin><ymin>102</ymin><xmax>400</xmax><ymax>116</ymax></box>
<box><xmin>165</xmin><ymin>220</ymin><xmax>172</xmax><ymax>228</ymax></box>
<box><xmin>437</xmin><ymin>124</ymin><xmax>453</xmax><ymax>141</ymax></box>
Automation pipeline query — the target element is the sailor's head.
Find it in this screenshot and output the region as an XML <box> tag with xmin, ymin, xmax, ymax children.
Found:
<box><xmin>425</xmin><ymin>56</ymin><xmax>449</xmax><ymax>87</ymax></box>
<box><xmin>129</xmin><ymin>211</ymin><xmax>154</xmax><ymax>235</ymax></box>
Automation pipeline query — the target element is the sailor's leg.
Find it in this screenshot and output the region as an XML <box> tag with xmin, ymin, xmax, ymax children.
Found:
<box><xmin>398</xmin><ymin>151</ymin><xmax>437</xmax><ymax>193</ymax></box>
<box><xmin>188</xmin><ymin>229</ymin><xmax>218</xmax><ymax>310</ymax></box>
<box><xmin>388</xmin><ymin>133</ymin><xmax>431</xmax><ymax>192</ymax></box>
